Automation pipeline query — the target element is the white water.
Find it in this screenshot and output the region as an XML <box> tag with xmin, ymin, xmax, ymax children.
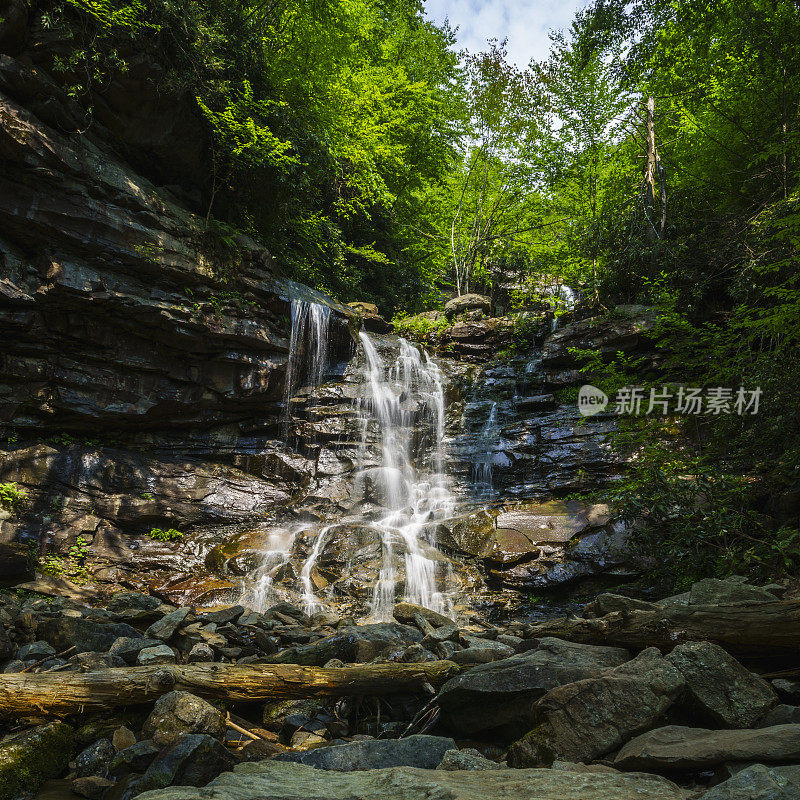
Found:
<box><xmin>472</xmin><ymin>401</ymin><xmax>499</xmax><ymax>499</ymax></box>
<box><xmin>281</xmin><ymin>300</ymin><xmax>332</xmax><ymax>439</ymax></box>
<box><xmin>299</xmin><ymin>333</ymin><xmax>455</xmax><ymax>619</ymax></box>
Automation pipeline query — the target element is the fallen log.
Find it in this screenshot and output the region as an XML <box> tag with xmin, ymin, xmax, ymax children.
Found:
<box><xmin>0</xmin><ymin>660</ymin><xmax>459</xmax><ymax>719</ymax></box>
<box><xmin>526</xmin><ymin>601</ymin><xmax>800</xmax><ymax>660</ymax></box>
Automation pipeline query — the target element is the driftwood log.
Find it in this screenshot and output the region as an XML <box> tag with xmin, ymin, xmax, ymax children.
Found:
<box><xmin>526</xmin><ymin>601</ymin><xmax>800</xmax><ymax>660</ymax></box>
<box><xmin>0</xmin><ymin>660</ymin><xmax>459</xmax><ymax>719</ymax></box>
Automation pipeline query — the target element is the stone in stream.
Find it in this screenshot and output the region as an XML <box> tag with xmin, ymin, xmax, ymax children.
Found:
<box><xmin>126</xmin><ymin>759</ymin><xmax>693</xmax><ymax>800</ymax></box>
<box><xmin>615</xmin><ymin>725</ymin><xmax>800</xmax><ymax>772</ymax></box>
<box><xmin>666</xmin><ymin>641</ymin><xmax>777</xmax><ymax>728</ymax></box>
<box><xmin>695</xmin><ymin>763</ymin><xmax>800</xmax><ymax>800</ymax></box>
<box><xmin>0</xmin><ymin>721</ymin><xmax>74</xmax><ymax>800</ymax></box>
<box><xmin>274</xmin><ymin>734</ymin><xmax>456</xmax><ymax>770</ymax></box>
<box><xmin>438</xmin><ymin>637</ymin><xmax>630</xmax><ymax>737</ymax></box>
<box><xmin>509</xmin><ymin>648</ymin><xmax>684</xmax><ymax>767</ymax></box>
<box><xmin>142</xmin><ymin>691</ymin><xmax>226</xmax><ymax>748</ymax></box>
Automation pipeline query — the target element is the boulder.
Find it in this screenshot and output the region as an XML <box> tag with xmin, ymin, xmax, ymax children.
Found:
<box><xmin>109</xmin><ymin>741</ymin><xmax>161</xmax><ymax>777</ymax></box>
<box><xmin>0</xmin><ymin>721</ymin><xmax>73</xmax><ymax>800</ymax></box>
<box><xmin>438</xmin><ymin>637</ymin><xmax>630</xmax><ymax>737</ymax></box>
<box><xmin>129</xmin><ymin>759</ymin><xmax>693</xmax><ymax>800</ymax></box>
<box><xmin>37</xmin><ymin>616</ymin><xmax>141</xmax><ymax>653</ymax></box>
<box><xmin>444</xmin><ymin>293</ymin><xmax>492</xmax><ymax>320</ymax></box>
<box><xmin>393</xmin><ymin>602</ymin><xmax>455</xmax><ymax>629</ymax></box>
<box><xmin>145</xmin><ymin>607</ymin><xmax>191</xmax><ymax>641</ymax></box>
<box><xmin>72</xmin><ymin>776</ymin><xmax>115</xmax><ymax>799</ymax></box>
<box><xmin>276</xmin><ymin>735</ymin><xmax>457</xmax><ymax>771</ymax></box>
<box><xmin>142</xmin><ymin>691</ymin><xmax>226</xmax><ymax>748</ymax></box>
<box><xmin>773</xmin><ymin>679</ymin><xmax>800</xmax><ymax>704</ymax></box>
<box><xmin>661</xmin><ymin>578</ymin><xmax>781</xmax><ymax>608</ymax></box>
<box><xmin>108</xmin><ymin>637</ymin><xmax>164</xmax><ymax>665</ymax></box>
<box><xmin>133</xmin><ymin>734</ymin><xmax>235</xmax><ymax>794</ymax></box>
<box><xmin>494</xmin><ymin>501</ymin><xmax>607</xmax><ymax>544</ymax></box>
<box><xmin>510</xmin><ymin>648</ymin><xmax>684</xmax><ymax>766</ymax></box>
<box><xmin>615</xmin><ymin>725</ymin><xmax>800</xmax><ymax>772</ymax></box>
<box><xmin>348</xmin><ymin>302</ymin><xmax>391</xmax><ymax>334</ymax></box>
<box><xmin>16</xmin><ymin>640</ymin><xmax>56</xmax><ymax>660</ymax></box>
<box><xmin>583</xmin><ymin>594</ymin><xmax>659</xmax><ymax>618</ymax></box>
<box><xmin>432</xmin><ymin>511</ymin><xmax>495</xmax><ymax>557</ymax></box>
<box><xmin>696</xmin><ymin>763</ymin><xmax>800</xmax><ymax>800</ymax></box>
<box><xmin>667</xmin><ymin>641</ymin><xmax>777</xmax><ymax>727</ymax></box>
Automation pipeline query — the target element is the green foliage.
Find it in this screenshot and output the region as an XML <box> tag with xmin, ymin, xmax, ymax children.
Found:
<box><xmin>0</xmin><ymin>482</ymin><xmax>27</xmax><ymax>513</ymax></box>
<box><xmin>147</xmin><ymin>527</ymin><xmax>184</xmax><ymax>542</ymax></box>
<box><xmin>391</xmin><ymin>312</ymin><xmax>450</xmax><ymax>343</ymax></box>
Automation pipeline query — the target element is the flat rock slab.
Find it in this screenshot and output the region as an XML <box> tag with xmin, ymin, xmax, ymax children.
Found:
<box><xmin>616</xmin><ymin>725</ymin><xmax>800</xmax><ymax>771</ymax></box>
<box><xmin>136</xmin><ymin>760</ymin><xmax>693</xmax><ymax>800</ymax></box>
<box><xmin>494</xmin><ymin>501</ymin><xmax>608</xmax><ymax>544</ymax></box>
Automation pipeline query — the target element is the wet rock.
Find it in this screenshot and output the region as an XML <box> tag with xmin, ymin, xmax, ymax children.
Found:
<box><xmin>513</xmin><ymin>648</ymin><xmax>684</xmax><ymax>765</ymax></box>
<box><xmin>615</xmin><ymin>725</ymin><xmax>800</xmax><ymax>772</ymax></box>
<box><xmin>134</xmin><ymin>734</ymin><xmax>235</xmax><ymax>794</ymax></box>
<box><xmin>494</xmin><ymin>501</ymin><xmax>607</xmax><ymax>544</ymax></box>
<box><xmin>393</xmin><ymin>602</ymin><xmax>455</xmax><ymax>629</ymax></box>
<box><xmin>142</xmin><ymin>691</ymin><xmax>226</xmax><ymax>748</ymax></box>
<box><xmin>130</xmin><ymin>758</ymin><xmax>693</xmax><ymax>800</ymax></box>
<box><xmin>349</xmin><ymin>302</ymin><xmax>391</xmax><ymax>334</ymax></box>
<box><xmin>438</xmin><ymin>637</ymin><xmax>630</xmax><ymax>737</ymax></box>
<box><xmin>667</xmin><ymin>641</ymin><xmax>777</xmax><ymax>727</ymax></box>
<box><xmin>436</xmin><ymin>748</ymin><xmax>505</xmax><ymax>770</ymax></box>
<box><xmin>75</xmin><ymin>738</ymin><xmax>115</xmax><ymax>778</ymax></box>
<box><xmin>137</xmin><ymin>644</ymin><xmax>177</xmax><ymax>666</ymax></box>
<box><xmin>696</xmin><ymin>763</ymin><xmax>800</xmax><ymax>799</ymax></box>
<box><xmin>432</xmin><ymin>510</ymin><xmax>495</xmax><ymax>557</ymax></box>
<box><xmin>72</xmin><ymin>776</ymin><xmax>116</xmax><ymax>799</ymax></box>
<box><xmin>444</xmin><ymin>294</ymin><xmax>492</xmax><ymax>320</ymax></box>
<box><xmin>0</xmin><ymin>721</ymin><xmax>73</xmax><ymax>800</ymax></box>
<box><xmin>276</xmin><ymin>734</ymin><xmax>457</xmax><ymax>770</ymax></box>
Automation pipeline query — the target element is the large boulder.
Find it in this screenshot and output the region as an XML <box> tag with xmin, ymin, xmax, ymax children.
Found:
<box><xmin>131</xmin><ymin>759</ymin><xmax>693</xmax><ymax>800</ymax></box>
<box><xmin>142</xmin><ymin>691</ymin><xmax>226</xmax><ymax>748</ymax></box>
<box><xmin>661</xmin><ymin>577</ymin><xmax>781</xmax><ymax>608</ymax></box>
<box><xmin>0</xmin><ymin>721</ymin><xmax>74</xmax><ymax>800</ymax></box>
<box><xmin>615</xmin><ymin>724</ymin><xmax>800</xmax><ymax>772</ymax></box>
<box><xmin>667</xmin><ymin>641</ymin><xmax>777</xmax><ymax>727</ymax></box>
<box><xmin>37</xmin><ymin>616</ymin><xmax>141</xmax><ymax>653</ymax></box>
<box><xmin>275</xmin><ymin>735</ymin><xmax>457</xmax><ymax>771</ymax></box>
<box><xmin>348</xmin><ymin>302</ymin><xmax>390</xmax><ymax>334</ymax></box>
<box><xmin>444</xmin><ymin>293</ymin><xmax>492</xmax><ymax>320</ymax></box>
<box><xmin>494</xmin><ymin>501</ymin><xmax>609</xmax><ymax>545</ymax></box>
<box><xmin>438</xmin><ymin>637</ymin><xmax>630</xmax><ymax>737</ymax></box>
<box><xmin>509</xmin><ymin>648</ymin><xmax>684</xmax><ymax>765</ymax></box>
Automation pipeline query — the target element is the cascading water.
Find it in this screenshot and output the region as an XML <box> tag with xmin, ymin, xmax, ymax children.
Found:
<box><xmin>297</xmin><ymin>333</ymin><xmax>456</xmax><ymax>619</ymax></box>
<box><xmin>281</xmin><ymin>299</ymin><xmax>332</xmax><ymax>439</ymax></box>
<box><xmin>472</xmin><ymin>401</ymin><xmax>499</xmax><ymax>499</ymax></box>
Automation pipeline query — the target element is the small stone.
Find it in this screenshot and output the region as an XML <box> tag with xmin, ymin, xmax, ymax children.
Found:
<box><xmin>112</xmin><ymin>726</ymin><xmax>136</xmax><ymax>752</ymax></box>
<box><xmin>187</xmin><ymin>642</ymin><xmax>214</xmax><ymax>663</ymax></box>
<box><xmin>291</xmin><ymin>730</ymin><xmax>327</xmax><ymax>748</ymax></box>
<box><xmin>323</xmin><ymin>659</ymin><xmax>345</xmax><ymax>668</ymax></box>
<box><xmin>71</xmin><ymin>776</ymin><xmax>115</xmax><ymax>799</ymax></box>
<box><xmin>137</xmin><ymin>644</ymin><xmax>176</xmax><ymax>665</ymax></box>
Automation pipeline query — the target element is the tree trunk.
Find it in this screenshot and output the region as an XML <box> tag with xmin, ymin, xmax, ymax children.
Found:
<box><xmin>0</xmin><ymin>661</ymin><xmax>460</xmax><ymax>719</ymax></box>
<box><xmin>525</xmin><ymin>601</ymin><xmax>800</xmax><ymax>660</ymax></box>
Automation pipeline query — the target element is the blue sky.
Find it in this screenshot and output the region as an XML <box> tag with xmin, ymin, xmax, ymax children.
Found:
<box><xmin>424</xmin><ymin>0</ymin><xmax>590</xmax><ymax>67</ymax></box>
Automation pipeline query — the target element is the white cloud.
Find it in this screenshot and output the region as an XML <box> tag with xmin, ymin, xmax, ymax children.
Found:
<box><xmin>425</xmin><ymin>0</ymin><xmax>590</xmax><ymax>67</ymax></box>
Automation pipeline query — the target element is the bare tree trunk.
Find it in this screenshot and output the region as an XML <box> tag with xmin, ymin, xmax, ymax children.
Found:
<box><xmin>0</xmin><ymin>661</ymin><xmax>460</xmax><ymax>719</ymax></box>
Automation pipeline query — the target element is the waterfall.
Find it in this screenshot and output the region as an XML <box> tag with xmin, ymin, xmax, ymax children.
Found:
<box><xmin>299</xmin><ymin>333</ymin><xmax>455</xmax><ymax>619</ymax></box>
<box><xmin>472</xmin><ymin>402</ymin><xmax>499</xmax><ymax>498</ymax></box>
<box><xmin>281</xmin><ymin>300</ymin><xmax>332</xmax><ymax>439</ymax></box>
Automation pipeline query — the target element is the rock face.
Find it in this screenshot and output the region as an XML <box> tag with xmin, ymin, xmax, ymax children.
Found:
<box><xmin>615</xmin><ymin>724</ymin><xmax>800</xmax><ymax>771</ymax></box>
<box><xmin>511</xmin><ymin>648</ymin><xmax>684</xmax><ymax>765</ymax></box>
<box><xmin>666</xmin><ymin>641</ymin><xmax>777</xmax><ymax>727</ymax></box>
<box><xmin>134</xmin><ymin>759</ymin><xmax>693</xmax><ymax>800</ymax></box>
<box><xmin>438</xmin><ymin>637</ymin><xmax>630</xmax><ymax>736</ymax></box>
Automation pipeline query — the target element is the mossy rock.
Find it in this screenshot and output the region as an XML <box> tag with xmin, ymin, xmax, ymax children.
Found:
<box><xmin>0</xmin><ymin>721</ymin><xmax>74</xmax><ymax>800</ymax></box>
<box><xmin>506</xmin><ymin>724</ymin><xmax>556</xmax><ymax>768</ymax></box>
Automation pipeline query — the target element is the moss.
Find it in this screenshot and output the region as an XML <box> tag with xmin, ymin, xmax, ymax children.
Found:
<box><xmin>0</xmin><ymin>721</ymin><xmax>74</xmax><ymax>800</ymax></box>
